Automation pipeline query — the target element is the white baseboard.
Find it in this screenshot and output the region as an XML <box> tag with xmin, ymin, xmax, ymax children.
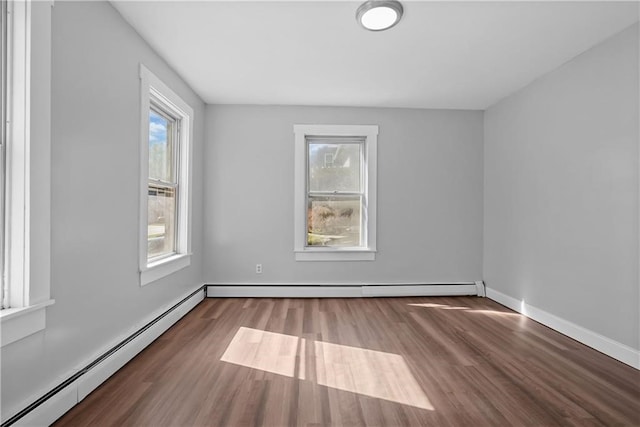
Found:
<box><xmin>486</xmin><ymin>287</ymin><xmax>640</xmax><ymax>370</ymax></box>
<box><xmin>6</xmin><ymin>286</ymin><xmax>205</xmax><ymax>426</ymax></box>
<box><xmin>207</xmin><ymin>283</ymin><xmax>479</xmax><ymax>298</ymax></box>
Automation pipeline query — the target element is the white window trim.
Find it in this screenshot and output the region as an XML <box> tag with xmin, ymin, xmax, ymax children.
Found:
<box><xmin>139</xmin><ymin>64</ymin><xmax>193</xmax><ymax>286</ymax></box>
<box><xmin>1</xmin><ymin>300</ymin><xmax>54</xmax><ymax>347</ymax></box>
<box><xmin>293</xmin><ymin>124</ymin><xmax>378</xmax><ymax>261</ymax></box>
<box><xmin>1</xmin><ymin>0</ymin><xmax>54</xmax><ymax>347</ymax></box>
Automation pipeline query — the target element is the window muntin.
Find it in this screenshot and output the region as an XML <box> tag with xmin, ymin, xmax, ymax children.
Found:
<box><xmin>147</xmin><ymin>105</ymin><xmax>179</xmax><ymax>261</ymax></box>
<box><xmin>306</xmin><ymin>138</ymin><xmax>365</xmax><ymax>248</ymax></box>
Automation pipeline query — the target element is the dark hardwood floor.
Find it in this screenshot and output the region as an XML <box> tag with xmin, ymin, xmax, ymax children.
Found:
<box><xmin>54</xmin><ymin>297</ymin><xmax>640</xmax><ymax>426</ymax></box>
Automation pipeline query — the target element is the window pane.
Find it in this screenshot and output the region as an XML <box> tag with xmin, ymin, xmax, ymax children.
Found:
<box><xmin>148</xmin><ymin>185</ymin><xmax>177</xmax><ymax>258</ymax></box>
<box><xmin>149</xmin><ymin>109</ymin><xmax>174</xmax><ymax>182</ymax></box>
<box><xmin>308</xmin><ymin>143</ymin><xmax>361</xmax><ymax>192</ymax></box>
<box><xmin>307</xmin><ymin>196</ymin><xmax>362</xmax><ymax>247</ymax></box>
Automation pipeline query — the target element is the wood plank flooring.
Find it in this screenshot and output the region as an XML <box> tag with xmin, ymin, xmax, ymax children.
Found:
<box><xmin>54</xmin><ymin>297</ymin><xmax>640</xmax><ymax>426</ymax></box>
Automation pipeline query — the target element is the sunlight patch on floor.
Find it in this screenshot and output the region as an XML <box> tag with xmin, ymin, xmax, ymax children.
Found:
<box><xmin>220</xmin><ymin>327</ymin><xmax>305</xmax><ymax>379</ymax></box>
<box><xmin>314</xmin><ymin>340</ymin><xmax>434</xmax><ymax>410</ymax></box>
<box><xmin>408</xmin><ymin>303</ymin><xmax>522</xmax><ymax>317</ymax></box>
<box><xmin>466</xmin><ymin>309</ymin><xmax>521</xmax><ymax>317</ymax></box>
<box><xmin>220</xmin><ymin>327</ymin><xmax>433</xmax><ymax>411</ymax></box>
<box><xmin>408</xmin><ymin>303</ymin><xmax>470</xmax><ymax>310</ymax></box>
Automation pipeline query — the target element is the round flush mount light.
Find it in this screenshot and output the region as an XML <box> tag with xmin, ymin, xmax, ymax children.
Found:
<box><xmin>356</xmin><ymin>0</ymin><xmax>403</xmax><ymax>32</ymax></box>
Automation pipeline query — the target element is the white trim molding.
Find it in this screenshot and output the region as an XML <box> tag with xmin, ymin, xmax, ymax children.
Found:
<box><xmin>140</xmin><ymin>253</ymin><xmax>191</xmax><ymax>286</ymax></box>
<box><xmin>4</xmin><ymin>0</ymin><xmax>31</xmax><ymax>310</ymax></box>
<box><xmin>294</xmin><ymin>250</ymin><xmax>375</xmax><ymax>262</ymax></box>
<box><xmin>486</xmin><ymin>287</ymin><xmax>640</xmax><ymax>370</ymax></box>
<box><xmin>0</xmin><ymin>299</ymin><xmax>54</xmax><ymax>347</ymax></box>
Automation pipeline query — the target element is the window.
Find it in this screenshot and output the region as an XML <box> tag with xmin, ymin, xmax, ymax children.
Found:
<box><xmin>294</xmin><ymin>125</ymin><xmax>378</xmax><ymax>261</ymax></box>
<box><xmin>139</xmin><ymin>64</ymin><xmax>193</xmax><ymax>286</ymax></box>
<box><xmin>1</xmin><ymin>0</ymin><xmax>54</xmax><ymax>347</ymax></box>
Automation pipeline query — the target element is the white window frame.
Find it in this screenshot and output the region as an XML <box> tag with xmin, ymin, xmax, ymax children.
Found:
<box><xmin>1</xmin><ymin>0</ymin><xmax>8</xmax><ymax>310</ymax></box>
<box><xmin>294</xmin><ymin>124</ymin><xmax>378</xmax><ymax>261</ymax></box>
<box><xmin>1</xmin><ymin>0</ymin><xmax>55</xmax><ymax>347</ymax></box>
<box><xmin>139</xmin><ymin>64</ymin><xmax>193</xmax><ymax>286</ymax></box>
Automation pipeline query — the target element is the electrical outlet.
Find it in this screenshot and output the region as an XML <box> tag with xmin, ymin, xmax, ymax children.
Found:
<box><xmin>256</xmin><ymin>264</ymin><xmax>262</xmax><ymax>274</ymax></box>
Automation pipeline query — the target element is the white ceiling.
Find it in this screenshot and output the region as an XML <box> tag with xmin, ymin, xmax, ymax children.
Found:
<box><xmin>112</xmin><ymin>1</ymin><xmax>639</xmax><ymax>110</ymax></box>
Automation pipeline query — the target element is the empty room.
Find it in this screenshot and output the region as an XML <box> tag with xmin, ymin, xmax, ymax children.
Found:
<box><xmin>1</xmin><ymin>0</ymin><xmax>639</xmax><ymax>425</ymax></box>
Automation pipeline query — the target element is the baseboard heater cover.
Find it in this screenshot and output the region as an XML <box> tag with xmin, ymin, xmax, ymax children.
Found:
<box><xmin>206</xmin><ymin>283</ymin><xmax>480</xmax><ymax>298</ymax></box>
<box><xmin>2</xmin><ymin>286</ymin><xmax>205</xmax><ymax>427</ymax></box>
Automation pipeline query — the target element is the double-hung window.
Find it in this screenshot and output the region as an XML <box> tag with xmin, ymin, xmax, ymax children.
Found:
<box><xmin>139</xmin><ymin>65</ymin><xmax>193</xmax><ymax>286</ymax></box>
<box><xmin>1</xmin><ymin>0</ymin><xmax>55</xmax><ymax>347</ymax></box>
<box><xmin>294</xmin><ymin>125</ymin><xmax>378</xmax><ymax>261</ymax></box>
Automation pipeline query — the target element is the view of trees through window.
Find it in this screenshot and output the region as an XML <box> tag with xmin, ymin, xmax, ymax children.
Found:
<box><xmin>307</xmin><ymin>141</ymin><xmax>363</xmax><ymax>247</ymax></box>
<box><xmin>148</xmin><ymin>108</ymin><xmax>178</xmax><ymax>259</ymax></box>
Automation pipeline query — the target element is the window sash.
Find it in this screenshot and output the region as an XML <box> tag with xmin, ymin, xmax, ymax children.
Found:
<box><xmin>147</xmin><ymin>182</ymin><xmax>178</xmax><ymax>261</ymax></box>
<box><xmin>306</xmin><ymin>194</ymin><xmax>365</xmax><ymax>248</ymax></box>
<box><xmin>147</xmin><ymin>103</ymin><xmax>180</xmax><ymax>262</ymax></box>
<box><xmin>147</xmin><ymin>108</ymin><xmax>181</xmax><ymax>263</ymax></box>
<box><xmin>305</xmin><ymin>138</ymin><xmax>366</xmax><ymax>249</ymax></box>
<box><xmin>149</xmin><ymin>103</ymin><xmax>179</xmax><ymax>184</ymax></box>
<box><xmin>306</xmin><ymin>138</ymin><xmax>364</xmax><ymax>194</ymax></box>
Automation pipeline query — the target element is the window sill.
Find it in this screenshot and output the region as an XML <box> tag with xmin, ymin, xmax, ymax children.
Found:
<box><xmin>0</xmin><ymin>299</ymin><xmax>55</xmax><ymax>347</ymax></box>
<box><xmin>140</xmin><ymin>253</ymin><xmax>191</xmax><ymax>286</ymax></box>
<box><xmin>295</xmin><ymin>249</ymin><xmax>376</xmax><ymax>261</ymax></box>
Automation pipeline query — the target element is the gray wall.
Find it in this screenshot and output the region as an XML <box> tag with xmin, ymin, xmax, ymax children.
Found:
<box><xmin>204</xmin><ymin>105</ymin><xmax>484</xmax><ymax>284</ymax></box>
<box><xmin>484</xmin><ymin>24</ymin><xmax>639</xmax><ymax>349</ymax></box>
<box><xmin>1</xmin><ymin>1</ymin><xmax>205</xmax><ymax>415</ymax></box>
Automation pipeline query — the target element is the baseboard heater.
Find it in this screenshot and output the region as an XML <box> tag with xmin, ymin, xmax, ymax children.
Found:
<box><xmin>206</xmin><ymin>282</ymin><xmax>485</xmax><ymax>298</ymax></box>
<box><xmin>2</xmin><ymin>286</ymin><xmax>205</xmax><ymax>427</ymax></box>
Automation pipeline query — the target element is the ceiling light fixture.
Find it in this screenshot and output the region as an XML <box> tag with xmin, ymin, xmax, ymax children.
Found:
<box><xmin>356</xmin><ymin>0</ymin><xmax>403</xmax><ymax>32</ymax></box>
